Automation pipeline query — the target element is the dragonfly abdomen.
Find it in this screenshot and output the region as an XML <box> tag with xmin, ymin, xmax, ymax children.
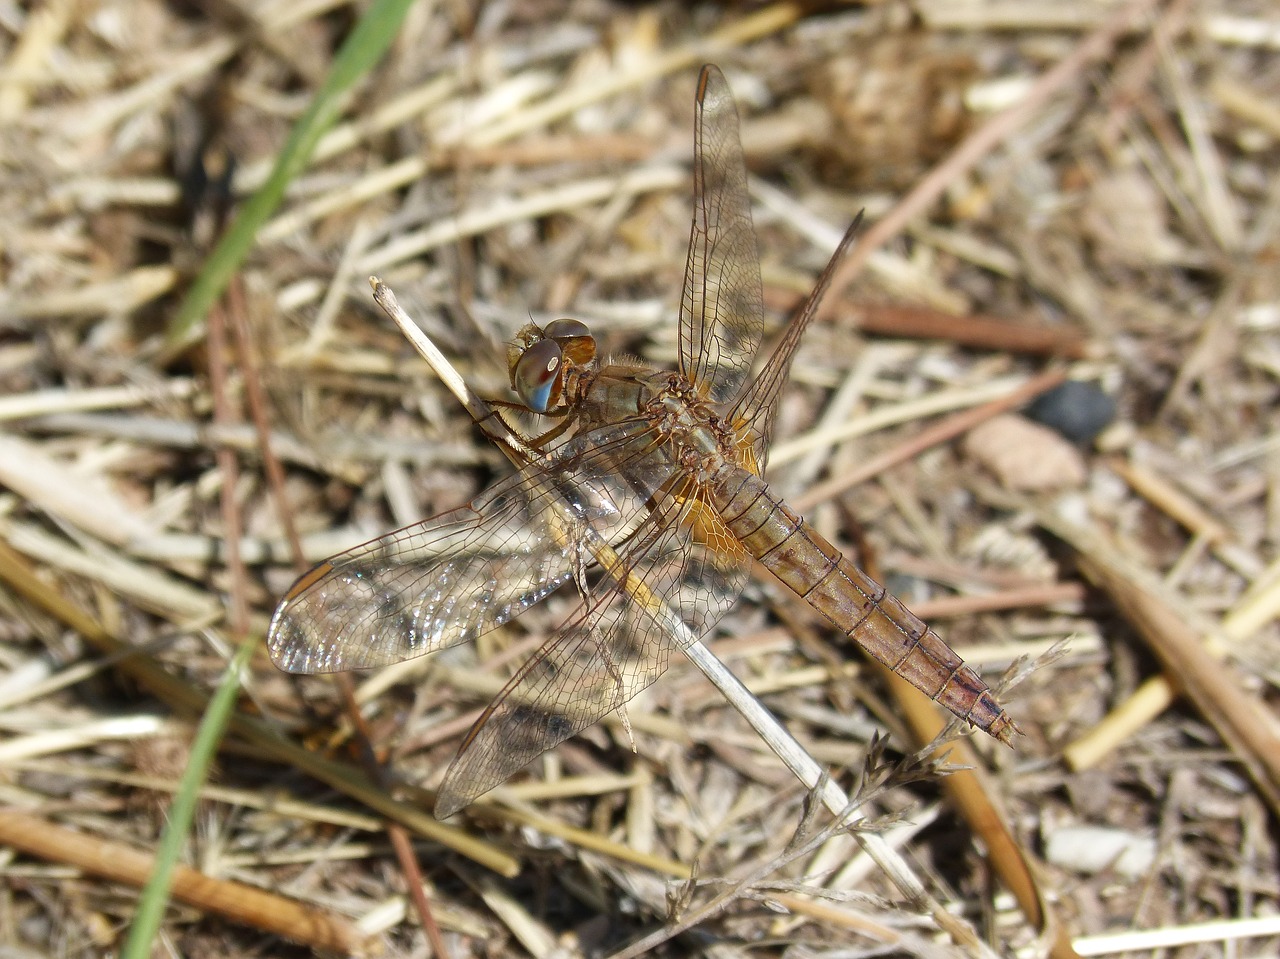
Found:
<box><xmin>710</xmin><ymin>467</ymin><xmax>1017</xmax><ymax>744</ymax></box>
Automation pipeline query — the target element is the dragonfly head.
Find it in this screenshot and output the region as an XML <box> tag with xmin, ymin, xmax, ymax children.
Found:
<box><xmin>509</xmin><ymin>318</ymin><xmax>597</xmax><ymax>413</ymax></box>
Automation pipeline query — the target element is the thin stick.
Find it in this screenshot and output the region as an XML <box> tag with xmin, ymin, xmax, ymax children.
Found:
<box><xmin>120</xmin><ymin>286</ymin><xmax>263</xmax><ymax>958</ymax></box>
<box><xmin>370</xmin><ymin>278</ymin><xmax>999</xmax><ymax>958</ymax></box>
<box><xmin>227</xmin><ymin>277</ymin><xmax>305</xmax><ymax>569</ymax></box>
<box><xmin>1018</xmin><ymin>496</ymin><xmax>1280</xmax><ymax>818</ymax></box>
<box><xmin>851</xmin><ymin>304</ymin><xmax>1090</xmax><ymax>359</ymax></box>
<box><xmin>0</xmin><ymin>812</ymin><xmax>371</xmax><ymax>955</ymax></box>
<box><xmin>793</xmin><ymin>370</ymin><xmax>1067</xmax><ymax>513</ymax></box>
<box><xmin>0</xmin><ymin>535</ymin><xmax>521</xmax><ymax>877</ymax></box>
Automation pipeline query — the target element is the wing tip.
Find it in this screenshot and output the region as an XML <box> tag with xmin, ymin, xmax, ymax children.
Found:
<box><xmin>433</xmin><ymin>792</ymin><xmax>467</xmax><ymax>820</ymax></box>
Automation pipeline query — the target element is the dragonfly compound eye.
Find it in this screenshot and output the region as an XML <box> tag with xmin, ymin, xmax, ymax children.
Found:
<box><xmin>543</xmin><ymin>317</ymin><xmax>590</xmax><ymax>340</ymax></box>
<box><xmin>544</xmin><ymin>317</ymin><xmax>596</xmax><ymax>367</ymax></box>
<box><xmin>513</xmin><ymin>337</ymin><xmax>564</xmax><ymax>413</ymax></box>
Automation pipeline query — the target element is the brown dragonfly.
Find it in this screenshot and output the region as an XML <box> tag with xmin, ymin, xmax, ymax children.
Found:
<box><xmin>268</xmin><ymin>65</ymin><xmax>1016</xmax><ymax>818</ymax></box>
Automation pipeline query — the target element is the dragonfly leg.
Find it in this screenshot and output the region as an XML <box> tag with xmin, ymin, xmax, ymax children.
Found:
<box><xmin>471</xmin><ymin>401</ymin><xmax>527</xmax><ymax>447</ymax></box>
<box><xmin>479</xmin><ymin>398</ymin><xmax>577</xmax><ymax>451</ymax></box>
<box><xmin>525</xmin><ymin>413</ymin><xmax>575</xmax><ymax>451</ymax></box>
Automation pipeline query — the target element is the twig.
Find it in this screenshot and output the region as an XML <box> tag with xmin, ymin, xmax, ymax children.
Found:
<box><xmin>1018</xmin><ymin>496</ymin><xmax>1280</xmax><ymax>818</ymax></box>
<box><xmin>793</xmin><ymin>369</ymin><xmax>1067</xmax><ymax>513</ymax></box>
<box><xmin>851</xmin><ymin>304</ymin><xmax>1090</xmax><ymax>359</ymax></box>
<box><xmin>760</xmin><ymin>291</ymin><xmax>1090</xmax><ymax>359</ymax></box>
<box><xmin>0</xmin><ymin>536</ymin><xmax>521</xmax><ymax>876</ymax></box>
<box><xmin>207</xmin><ymin>285</ymin><xmax>251</xmax><ymax>639</ymax></box>
<box><xmin>231</xmin><ymin>274</ymin><xmax>448</xmax><ymax>951</ymax></box>
<box><xmin>227</xmin><ymin>278</ymin><xmax>305</xmax><ymax>569</ymax></box>
<box><xmin>911</xmin><ymin>582</ymin><xmax>1085</xmax><ymax>620</ymax></box>
<box><xmin>0</xmin><ymin>812</ymin><xmax>372</xmax><ymax>956</ymax></box>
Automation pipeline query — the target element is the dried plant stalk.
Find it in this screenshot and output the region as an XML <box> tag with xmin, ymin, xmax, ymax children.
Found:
<box><xmin>0</xmin><ymin>813</ymin><xmax>372</xmax><ymax>955</ymax></box>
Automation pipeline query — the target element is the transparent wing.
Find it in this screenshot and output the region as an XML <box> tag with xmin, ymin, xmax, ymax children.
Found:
<box><xmin>435</xmin><ymin>484</ymin><xmax>750</xmax><ymax>817</ymax></box>
<box><xmin>729</xmin><ymin>214</ymin><xmax>863</xmax><ymax>471</ymax></box>
<box><xmin>267</xmin><ymin>421</ymin><xmax>666</xmax><ymax>673</ymax></box>
<box><xmin>678</xmin><ymin>64</ymin><xmax>765</xmax><ymax>406</ymax></box>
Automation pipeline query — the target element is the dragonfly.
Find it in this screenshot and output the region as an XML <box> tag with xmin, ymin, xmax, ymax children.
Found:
<box><xmin>268</xmin><ymin>65</ymin><xmax>1017</xmax><ymax>819</ymax></box>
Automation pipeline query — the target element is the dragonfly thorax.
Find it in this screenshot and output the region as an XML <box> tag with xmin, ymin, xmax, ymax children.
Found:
<box><xmin>649</xmin><ymin>382</ymin><xmax>740</xmax><ymax>485</ymax></box>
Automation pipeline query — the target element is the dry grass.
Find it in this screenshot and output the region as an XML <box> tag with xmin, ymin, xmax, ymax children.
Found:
<box><xmin>2</xmin><ymin>1</ymin><xmax>1279</xmax><ymax>956</ymax></box>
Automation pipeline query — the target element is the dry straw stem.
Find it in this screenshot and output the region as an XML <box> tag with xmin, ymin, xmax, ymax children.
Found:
<box><xmin>1111</xmin><ymin>457</ymin><xmax>1233</xmax><ymax>551</ymax></box>
<box><xmin>1072</xmin><ymin>914</ymin><xmax>1280</xmax><ymax>956</ymax></box>
<box><xmin>881</xmin><ymin>667</ymin><xmax>1080</xmax><ymax>959</ymax></box>
<box><xmin>0</xmin><ymin>537</ymin><xmax>519</xmax><ymax>878</ymax></box>
<box><xmin>0</xmin><ymin>812</ymin><xmax>372</xmax><ymax>956</ymax></box>
<box><xmin>793</xmin><ymin>369</ymin><xmax>1067</xmax><ymax>514</ymax></box>
<box><xmin>0</xmin><ymin>379</ymin><xmax>197</xmax><ymax>421</ymax></box>
<box><xmin>1063</xmin><ymin>458</ymin><xmax>1280</xmax><ymax>767</ymax></box>
<box><xmin>371</xmin><ymin>279</ymin><xmax>999</xmax><ymax>959</ymax></box>
<box><xmin>1025</xmin><ymin>501</ymin><xmax>1280</xmax><ymax>820</ymax></box>
<box><xmin>770</xmin><ymin>371</ymin><xmax>1064</xmax><ymax>471</ymax></box>
<box><xmin>7</xmin><ymin>757</ymin><xmax>391</xmax><ymax>833</ymax></box>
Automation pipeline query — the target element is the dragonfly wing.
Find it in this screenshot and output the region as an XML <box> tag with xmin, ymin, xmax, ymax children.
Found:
<box><xmin>678</xmin><ymin>64</ymin><xmax>765</xmax><ymax>407</ymax></box>
<box><xmin>434</xmin><ymin>485</ymin><xmax>751</xmax><ymax>817</ymax></box>
<box><xmin>729</xmin><ymin>215</ymin><xmax>863</xmax><ymax>472</ymax></box>
<box><xmin>268</xmin><ymin>422</ymin><xmax>663</xmax><ymax>673</ymax></box>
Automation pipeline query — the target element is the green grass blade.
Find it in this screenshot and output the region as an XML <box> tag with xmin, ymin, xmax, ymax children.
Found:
<box><xmin>120</xmin><ymin>639</ymin><xmax>257</xmax><ymax>959</ymax></box>
<box><xmin>168</xmin><ymin>0</ymin><xmax>416</xmax><ymax>349</ymax></box>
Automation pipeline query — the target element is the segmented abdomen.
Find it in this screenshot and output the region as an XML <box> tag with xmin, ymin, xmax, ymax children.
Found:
<box><xmin>709</xmin><ymin>466</ymin><xmax>1017</xmax><ymax>744</ymax></box>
